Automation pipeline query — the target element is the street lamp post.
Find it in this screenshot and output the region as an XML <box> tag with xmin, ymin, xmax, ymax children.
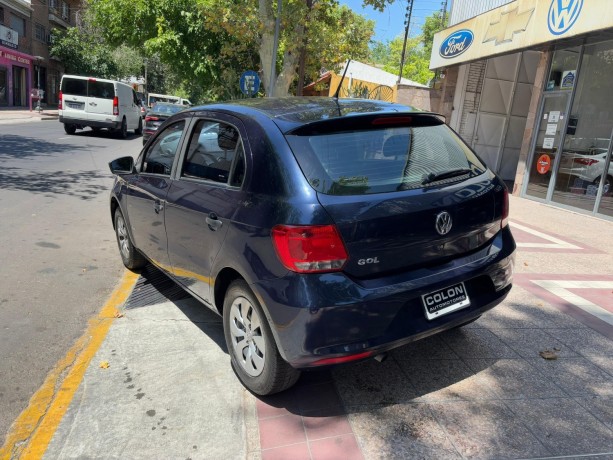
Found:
<box><xmin>34</xmin><ymin>56</ymin><xmax>44</xmax><ymax>113</ymax></box>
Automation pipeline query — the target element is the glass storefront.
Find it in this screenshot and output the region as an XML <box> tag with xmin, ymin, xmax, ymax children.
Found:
<box><xmin>524</xmin><ymin>41</ymin><xmax>613</xmax><ymax>219</ymax></box>
<box><xmin>0</xmin><ymin>67</ymin><xmax>7</xmax><ymax>106</ymax></box>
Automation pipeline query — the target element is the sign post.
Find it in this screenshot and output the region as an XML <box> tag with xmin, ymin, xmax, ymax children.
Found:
<box><xmin>240</xmin><ymin>71</ymin><xmax>260</xmax><ymax>97</ymax></box>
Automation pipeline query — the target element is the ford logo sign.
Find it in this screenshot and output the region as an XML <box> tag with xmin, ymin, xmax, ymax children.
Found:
<box><xmin>548</xmin><ymin>0</ymin><xmax>583</xmax><ymax>36</ymax></box>
<box><xmin>439</xmin><ymin>29</ymin><xmax>474</xmax><ymax>59</ymax></box>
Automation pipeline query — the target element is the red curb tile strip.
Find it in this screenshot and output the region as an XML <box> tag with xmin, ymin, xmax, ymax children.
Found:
<box><xmin>256</xmin><ymin>379</ymin><xmax>365</xmax><ymax>459</ymax></box>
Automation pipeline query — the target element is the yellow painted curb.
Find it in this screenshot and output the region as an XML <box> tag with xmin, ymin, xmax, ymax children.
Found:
<box><xmin>0</xmin><ymin>271</ymin><xmax>139</xmax><ymax>460</ymax></box>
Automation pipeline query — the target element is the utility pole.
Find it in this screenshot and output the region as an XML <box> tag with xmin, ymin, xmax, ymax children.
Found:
<box><xmin>441</xmin><ymin>0</ymin><xmax>448</xmax><ymax>27</ymax></box>
<box><xmin>397</xmin><ymin>0</ymin><xmax>414</xmax><ymax>84</ymax></box>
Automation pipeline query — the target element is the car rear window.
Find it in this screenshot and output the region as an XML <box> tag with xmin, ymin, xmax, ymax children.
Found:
<box><xmin>61</xmin><ymin>79</ymin><xmax>115</xmax><ymax>99</ymax></box>
<box><xmin>89</xmin><ymin>81</ymin><xmax>115</xmax><ymax>99</ymax></box>
<box><xmin>61</xmin><ymin>78</ymin><xmax>87</xmax><ymax>97</ymax></box>
<box><xmin>285</xmin><ymin>117</ymin><xmax>486</xmax><ymax>195</ymax></box>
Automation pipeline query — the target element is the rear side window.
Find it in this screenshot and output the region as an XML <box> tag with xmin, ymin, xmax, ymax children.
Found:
<box><xmin>286</xmin><ymin>119</ymin><xmax>486</xmax><ymax>195</ymax></box>
<box><xmin>61</xmin><ymin>78</ymin><xmax>87</xmax><ymax>96</ymax></box>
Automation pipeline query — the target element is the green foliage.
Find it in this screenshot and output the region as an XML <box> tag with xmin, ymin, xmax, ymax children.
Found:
<box><xmin>50</xmin><ymin>27</ymin><xmax>119</xmax><ymax>78</ymax></box>
<box><xmin>366</xmin><ymin>11</ymin><xmax>449</xmax><ymax>86</ymax></box>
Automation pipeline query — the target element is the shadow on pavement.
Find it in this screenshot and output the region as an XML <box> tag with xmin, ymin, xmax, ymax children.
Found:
<box><xmin>0</xmin><ymin>134</ymin><xmax>87</xmax><ymax>160</ymax></box>
<box><xmin>0</xmin><ymin>166</ymin><xmax>111</xmax><ymax>200</ymax></box>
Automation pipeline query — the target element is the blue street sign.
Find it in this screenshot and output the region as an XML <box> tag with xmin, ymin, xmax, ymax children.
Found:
<box><xmin>240</xmin><ymin>71</ymin><xmax>260</xmax><ymax>96</ymax></box>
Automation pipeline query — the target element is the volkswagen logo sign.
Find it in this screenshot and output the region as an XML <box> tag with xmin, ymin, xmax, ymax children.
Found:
<box><xmin>548</xmin><ymin>0</ymin><xmax>583</xmax><ymax>36</ymax></box>
<box><xmin>439</xmin><ymin>29</ymin><xmax>474</xmax><ymax>59</ymax></box>
<box><xmin>435</xmin><ymin>211</ymin><xmax>453</xmax><ymax>236</ymax></box>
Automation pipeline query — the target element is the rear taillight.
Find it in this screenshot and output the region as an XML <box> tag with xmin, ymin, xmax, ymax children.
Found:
<box><xmin>113</xmin><ymin>96</ymin><xmax>119</xmax><ymax>116</ymax></box>
<box><xmin>271</xmin><ymin>224</ymin><xmax>348</xmax><ymax>273</ymax></box>
<box><xmin>501</xmin><ymin>188</ymin><xmax>509</xmax><ymax>229</ymax></box>
<box><xmin>58</xmin><ymin>91</ymin><xmax>63</xmax><ymax>110</ymax></box>
<box><xmin>145</xmin><ymin>116</ymin><xmax>159</xmax><ymax>122</ymax></box>
<box><xmin>573</xmin><ymin>158</ymin><xmax>598</xmax><ymax>166</ymax></box>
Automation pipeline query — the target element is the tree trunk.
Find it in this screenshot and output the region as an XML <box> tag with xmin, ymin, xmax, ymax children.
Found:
<box><xmin>258</xmin><ymin>0</ymin><xmax>275</xmax><ymax>96</ymax></box>
<box><xmin>296</xmin><ymin>0</ymin><xmax>314</xmax><ymax>96</ymax></box>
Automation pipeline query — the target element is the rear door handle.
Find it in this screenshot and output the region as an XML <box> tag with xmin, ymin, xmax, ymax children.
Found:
<box><xmin>206</xmin><ymin>213</ymin><xmax>223</xmax><ymax>231</ymax></box>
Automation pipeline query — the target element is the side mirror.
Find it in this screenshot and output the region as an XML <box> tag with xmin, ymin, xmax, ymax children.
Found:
<box><xmin>109</xmin><ymin>156</ymin><xmax>136</xmax><ymax>175</ymax></box>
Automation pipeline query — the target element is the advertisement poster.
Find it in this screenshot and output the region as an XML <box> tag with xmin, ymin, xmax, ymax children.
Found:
<box><xmin>548</xmin><ymin>111</ymin><xmax>560</xmax><ymax>123</ymax></box>
<box><xmin>543</xmin><ymin>138</ymin><xmax>555</xmax><ymax>149</ymax></box>
<box><xmin>561</xmin><ymin>70</ymin><xmax>576</xmax><ymax>90</ymax></box>
<box><xmin>546</xmin><ymin>124</ymin><xmax>557</xmax><ymax>135</ymax></box>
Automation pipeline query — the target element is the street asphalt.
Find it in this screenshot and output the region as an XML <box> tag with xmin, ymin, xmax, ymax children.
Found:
<box><xmin>1</xmin><ymin>110</ymin><xmax>612</xmax><ymax>459</ymax></box>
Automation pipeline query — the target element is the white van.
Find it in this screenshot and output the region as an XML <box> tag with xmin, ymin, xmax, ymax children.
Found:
<box><xmin>147</xmin><ymin>93</ymin><xmax>191</xmax><ymax>108</ymax></box>
<box><xmin>59</xmin><ymin>75</ymin><xmax>143</xmax><ymax>138</ymax></box>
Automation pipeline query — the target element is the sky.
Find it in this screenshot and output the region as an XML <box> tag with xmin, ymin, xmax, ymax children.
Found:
<box><xmin>340</xmin><ymin>0</ymin><xmax>447</xmax><ymax>44</ymax></box>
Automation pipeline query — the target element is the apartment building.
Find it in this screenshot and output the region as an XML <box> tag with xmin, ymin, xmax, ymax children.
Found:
<box><xmin>0</xmin><ymin>0</ymin><xmax>79</xmax><ymax>108</ymax></box>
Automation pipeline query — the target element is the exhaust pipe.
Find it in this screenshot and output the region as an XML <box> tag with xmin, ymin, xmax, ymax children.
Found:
<box><xmin>374</xmin><ymin>352</ymin><xmax>388</xmax><ymax>363</ymax></box>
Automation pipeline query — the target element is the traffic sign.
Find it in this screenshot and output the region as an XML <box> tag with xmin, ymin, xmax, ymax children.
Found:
<box><xmin>240</xmin><ymin>71</ymin><xmax>260</xmax><ymax>96</ymax></box>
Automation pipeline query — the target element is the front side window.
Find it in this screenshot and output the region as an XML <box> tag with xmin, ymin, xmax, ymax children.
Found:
<box><xmin>142</xmin><ymin>121</ymin><xmax>186</xmax><ymax>175</ymax></box>
<box><xmin>182</xmin><ymin>119</ymin><xmax>245</xmax><ymax>185</ymax></box>
<box><xmin>286</xmin><ymin>117</ymin><xmax>486</xmax><ymax>195</ymax></box>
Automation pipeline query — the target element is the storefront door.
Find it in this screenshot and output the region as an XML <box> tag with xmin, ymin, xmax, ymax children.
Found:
<box><xmin>12</xmin><ymin>66</ymin><xmax>26</xmax><ymax>107</ymax></box>
<box><xmin>524</xmin><ymin>92</ymin><xmax>571</xmax><ymax>200</ymax></box>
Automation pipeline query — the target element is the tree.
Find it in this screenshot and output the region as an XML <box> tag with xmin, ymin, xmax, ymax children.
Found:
<box><xmin>50</xmin><ymin>27</ymin><xmax>118</xmax><ymax>78</ymax></box>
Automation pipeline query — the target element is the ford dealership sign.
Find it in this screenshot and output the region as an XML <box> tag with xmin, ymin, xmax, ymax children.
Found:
<box><xmin>439</xmin><ymin>29</ymin><xmax>474</xmax><ymax>59</ymax></box>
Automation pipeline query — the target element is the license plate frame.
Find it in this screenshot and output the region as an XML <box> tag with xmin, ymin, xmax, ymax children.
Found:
<box><xmin>422</xmin><ymin>282</ymin><xmax>470</xmax><ymax>320</ymax></box>
<box><xmin>66</xmin><ymin>102</ymin><xmax>84</xmax><ymax>110</ymax></box>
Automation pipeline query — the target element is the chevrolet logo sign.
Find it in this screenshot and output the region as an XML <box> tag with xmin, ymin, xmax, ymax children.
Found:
<box><xmin>483</xmin><ymin>7</ymin><xmax>535</xmax><ymax>45</ymax></box>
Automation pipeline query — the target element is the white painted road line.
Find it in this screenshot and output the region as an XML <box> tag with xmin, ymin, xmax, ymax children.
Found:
<box><xmin>531</xmin><ymin>280</ymin><xmax>613</xmax><ymax>326</ymax></box>
<box><xmin>511</xmin><ymin>222</ymin><xmax>582</xmax><ymax>249</ymax></box>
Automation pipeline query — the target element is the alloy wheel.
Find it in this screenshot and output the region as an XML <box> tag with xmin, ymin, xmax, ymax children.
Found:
<box><xmin>116</xmin><ymin>214</ymin><xmax>130</xmax><ymax>260</ymax></box>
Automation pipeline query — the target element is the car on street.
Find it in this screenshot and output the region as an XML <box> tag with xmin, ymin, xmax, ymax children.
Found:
<box><xmin>59</xmin><ymin>75</ymin><xmax>143</xmax><ymax>138</ymax></box>
<box><xmin>108</xmin><ymin>98</ymin><xmax>516</xmax><ymax>395</ymax></box>
<box><xmin>142</xmin><ymin>102</ymin><xmax>186</xmax><ymax>145</ymax></box>
<box><xmin>559</xmin><ymin>147</ymin><xmax>613</xmax><ymax>195</ymax></box>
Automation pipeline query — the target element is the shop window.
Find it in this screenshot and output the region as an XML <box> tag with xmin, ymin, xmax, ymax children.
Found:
<box><xmin>35</xmin><ymin>23</ymin><xmax>46</xmax><ymax>42</ymax></box>
<box><xmin>0</xmin><ymin>67</ymin><xmax>7</xmax><ymax>106</ymax></box>
<box><xmin>545</xmin><ymin>47</ymin><xmax>580</xmax><ymax>92</ymax></box>
<box><xmin>551</xmin><ymin>40</ymin><xmax>613</xmax><ymax>215</ymax></box>
<box><xmin>9</xmin><ymin>14</ymin><xmax>25</xmax><ymax>37</ymax></box>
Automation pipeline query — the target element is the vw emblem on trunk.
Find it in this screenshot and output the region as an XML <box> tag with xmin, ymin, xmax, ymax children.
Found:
<box><xmin>435</xmin><ymin>212</ymin><xmax>453</xmax><ymax>236</ymax></box>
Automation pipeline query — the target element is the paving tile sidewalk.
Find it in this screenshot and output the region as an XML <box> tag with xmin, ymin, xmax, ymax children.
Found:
<box><xmin>21</xmin><ymin>196</ymin><xmax>613</xmax><ymax>459</ymax></box>
<box><xmin>0</xmin><ymin>108</ymin><xmax>59</xmax><ymax>124</ymax></box>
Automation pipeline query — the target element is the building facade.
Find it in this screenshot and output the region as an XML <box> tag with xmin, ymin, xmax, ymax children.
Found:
<box><xmin>0</xmin><ymin>0</ymin><xmax>78</xmax><ymax>108</ymax></box>
<box><xmin>431</xmin><ymin>0</ymin><xmax>613</xmax><ymax>221</ymax></box>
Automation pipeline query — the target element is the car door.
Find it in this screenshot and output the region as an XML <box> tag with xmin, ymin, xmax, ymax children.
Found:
<box><xmin>126</xmin><ymin>119</ymin><xmax>188</xmax><ymax>270</ymax></box>
<box><xmin>165</xmin><ymin>115</ymin><xmax>247</xmax><ymax>304</ymax></box>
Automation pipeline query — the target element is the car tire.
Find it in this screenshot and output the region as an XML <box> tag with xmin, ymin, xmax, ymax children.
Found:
<box><xmin>135</xmin><ymin>117</ymin><xmax>143</xmax><ymax>135</ymax></box>
<box><xmin>114</xmin><ymin>209</ymin><xmax>146</xmax><ymax>270</ymax></box>
<box><xmin>64</xmin><ymin>123</ymin><xmax>76</xmax><ymax>135</ymax></box>
<box><xmin>594</xmin><ymin>175</ymin><xmax>612</xmax><ymax>196</ymax></box>
<box><xmin>223</xmin><ymin>280</ymin><xmax>300</xmax><ymax>395</ymax></box>
<box><xmin>117</xmin><ymin>117</ymin><xmax>128</xmax><ymax>139</ymax></box>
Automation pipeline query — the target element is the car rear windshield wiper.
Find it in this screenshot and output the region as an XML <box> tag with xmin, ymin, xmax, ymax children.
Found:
<box><xmin>422</xmin><ymin>168</ymin><xmax>473</xmax><ymax>185</ymax></box>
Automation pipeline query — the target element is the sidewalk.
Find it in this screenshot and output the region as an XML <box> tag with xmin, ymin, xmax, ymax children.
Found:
<box><xmin>0</xmin><ymin>107</ymin><xmax>59</xmax><ymax>124</ymax></box>
<box><xmin>3</xmin><ymin>196</ymin><xmax>613</xmax><ymax>460</ymax></box>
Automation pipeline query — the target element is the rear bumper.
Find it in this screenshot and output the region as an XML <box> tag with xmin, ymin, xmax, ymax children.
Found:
<box><xmin>252</xmin><ymin>225</ymin><xmax>516</xmax><ymax>368</ymax></box>
<box><xmin>60</xmin><ymin>115</ymin><xmax>121</xmax><ymax>130</ymax></box>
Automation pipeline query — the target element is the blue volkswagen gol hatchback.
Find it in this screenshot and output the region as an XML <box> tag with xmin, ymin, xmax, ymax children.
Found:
<box><xmin>109</xmin><ymin>98</ymin><xmax>515</xmax><ymax>395</ymax></box>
